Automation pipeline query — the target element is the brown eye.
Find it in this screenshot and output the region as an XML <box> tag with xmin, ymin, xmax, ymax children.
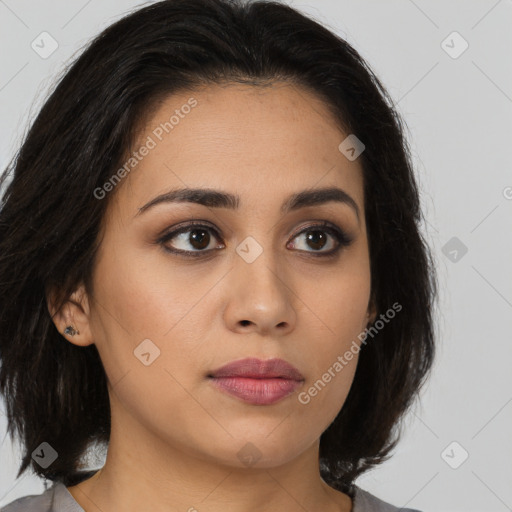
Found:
<box><xmin>304</xmin><ymin>230</ymin><xmax>328</xmax><ymax>251</ymax></box>
<box><xmin>160</xmin><ymin>224</ymin><xmax>223</xmax><ymax>254</ymax></box>
<box><xmin>288</xmin><ymin>222</ymin><xmax>353</xmax><ymax>256</ymax></box>
<box><xmin>186</xmin><ymin>228</ymin><xmax>211</xmax><ymax>250</ymax></box>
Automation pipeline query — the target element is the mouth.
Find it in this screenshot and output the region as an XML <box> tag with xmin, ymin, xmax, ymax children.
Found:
<box><xmin>207</xmin><ymin>357</ymin><xmax>304</xmax><ymax>405</ymax></box>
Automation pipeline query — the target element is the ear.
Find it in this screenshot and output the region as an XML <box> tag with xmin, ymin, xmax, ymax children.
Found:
<box><xmin>46</xmin><ymin>283</ymin><xmax>94</xmax><ymax>347</ymax></box>
<box><xmin>366</xmin><ymin>292</ymin><xmax>378</xmax><ymax>326</ymax></box>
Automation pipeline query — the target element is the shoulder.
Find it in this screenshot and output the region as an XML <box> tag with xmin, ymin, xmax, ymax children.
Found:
<box><xmin>1</xmin><ymin>485</ymin><xmax>54</xmax><ymax>512</ymax></box>
<box><xmin>1</xmin><ymin>482</ymin><xmax>83</xmax><ymax>512</ymax></box>
<box><xmin>352</xmin><ymin>485</ymin><xmax>423</xmax><ymax>512</ymax></box>
<box><xmin>2</xmin><ymin>481</ymin><xmax>422</xmax><ymax>512</ymax></box>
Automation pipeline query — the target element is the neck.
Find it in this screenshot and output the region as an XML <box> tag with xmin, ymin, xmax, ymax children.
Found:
<box><xmin>66</xmin><ymin>388</ymin><xmax>352</xmax><ymax>512</ymax></box>
<box><xmin>66</xmin><ymin>428</ymin><xmax>352</xmax><ymax>512</ymax></box>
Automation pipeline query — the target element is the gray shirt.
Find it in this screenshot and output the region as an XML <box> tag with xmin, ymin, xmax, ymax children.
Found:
<box><xmin>1</xmin><ymin>481</ymin><xmax>422</xmax><ymax>512</ymax></box>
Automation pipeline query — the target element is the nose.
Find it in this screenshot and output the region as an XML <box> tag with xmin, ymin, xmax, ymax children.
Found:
<box><xmin>222</xmin><ymin>244</ymin><xmax>297</xmax><ymax>337</ymax></box>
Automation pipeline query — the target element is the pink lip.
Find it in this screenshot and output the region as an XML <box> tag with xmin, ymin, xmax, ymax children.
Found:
<box><xmin>208</xmin><ymin>357</ymin><xmax>304</xmax><ymax>405</ymax></box>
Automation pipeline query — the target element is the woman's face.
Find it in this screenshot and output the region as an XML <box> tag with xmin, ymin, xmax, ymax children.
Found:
<box><xmin>65</xmin><ymin>82</ymin><xmax>375</xmax><ymax>470</ymax></box>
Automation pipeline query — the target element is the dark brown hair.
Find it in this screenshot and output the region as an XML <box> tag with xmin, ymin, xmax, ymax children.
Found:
<box><xmin>0</xmin><ymin>0</ymin><xmax>437</xmax><ymax>493</ymax></box>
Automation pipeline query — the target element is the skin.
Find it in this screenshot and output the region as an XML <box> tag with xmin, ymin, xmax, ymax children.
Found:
<box><xmin>48</xmin><ymin>81</ymin><xmax>377</xmax><ymax>512</ymax></box>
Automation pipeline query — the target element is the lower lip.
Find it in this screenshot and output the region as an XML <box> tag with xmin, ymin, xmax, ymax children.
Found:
<box><xmin>209</xmin><ymin>377</ymin><xmax>303</xmax><ymax>405</ymax></box>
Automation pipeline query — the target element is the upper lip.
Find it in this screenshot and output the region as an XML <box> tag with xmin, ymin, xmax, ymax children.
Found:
<box><xmin>209</xmin><ymin>357</ymin><xmax>304</xmax><ymax>381</ymax></box>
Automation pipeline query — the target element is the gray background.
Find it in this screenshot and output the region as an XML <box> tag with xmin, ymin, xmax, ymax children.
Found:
<box><xmin>1</xmin><ymin>1</ymin><xmax>511</xmax><ymax>511</ymax></box>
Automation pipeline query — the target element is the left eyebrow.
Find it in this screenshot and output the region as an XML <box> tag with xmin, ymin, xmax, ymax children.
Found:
<box><xmin>135</xmin><ymin>186</ymin><xmax>360</xmax><ymax>223</ymax></box>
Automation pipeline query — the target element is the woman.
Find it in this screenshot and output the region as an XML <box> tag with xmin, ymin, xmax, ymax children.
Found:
<box><xmin>0</xmin><ymin>0</ymin><xmax>437</xmax><ymax>510</ymax></box>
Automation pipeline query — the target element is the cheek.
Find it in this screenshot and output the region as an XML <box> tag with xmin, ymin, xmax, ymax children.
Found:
<box><xmin>90</xmin><ymin>258</ymin><xmax>212</xmax><ymax>439</ymax></box>
<box><xmin>299</xmin><ymin>351</ymin><xmax>359</xmax><ymax>417</ymax></box>
<box><xmin>294</xmin><ymin>273</ymin><xmax>369</xmax><ymax>425</ymax></box>
<box><xmin>308</xmin><ymin>268</ymin><xmax>371</xmax><ymax>351</ymax></box>
<box><xmin>284</xmin><ymin>355</ymin><xmax>358</xmax><ymax>463</ymax></box>
<box><xmin>109</xmin><ymin>362</ymin><xmax>203</xmax><ymax>419</ymax></box>
<box><xmin>92</xmin><ymin>245</ymin><xmax>207</xmax><ymax>340</ymax></box>
<box><xmin>89</xmin><ymin>247</ymin><xmax>216</xmax><ymax>396</ymax></box>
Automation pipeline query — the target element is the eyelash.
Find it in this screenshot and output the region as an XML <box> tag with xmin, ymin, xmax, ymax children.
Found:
<box><xmin>157</xmin><ymin>220</ymin><xmax>353</xmax><ymax>259</ymax></box>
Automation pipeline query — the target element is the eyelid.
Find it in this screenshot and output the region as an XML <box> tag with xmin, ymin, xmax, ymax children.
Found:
<box><xmin>290</xmin><ymin>220</ymin><xmax>352</xmax><ymax>243</ymax></box>
<box><xmin>157</xmin><ymin>220</ymin><xmax>223</xmax><ymax>256</ymax></box>
<box><xmin>158</xmin><ymin>220</ymin><xmax>218</xmax><ymax>238</ymax></box>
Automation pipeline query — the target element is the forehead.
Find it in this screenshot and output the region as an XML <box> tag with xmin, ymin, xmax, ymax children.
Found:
<box><xmin>112</xmin><ymin>82</ymin><xmax>365</xmax><ymax>218</ymax></box>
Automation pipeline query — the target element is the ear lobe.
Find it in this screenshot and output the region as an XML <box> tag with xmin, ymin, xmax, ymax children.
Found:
<box><xmin>46</xmin><ymin>283</ymin><xmax>94</xmax><ymax>347</ymax></box>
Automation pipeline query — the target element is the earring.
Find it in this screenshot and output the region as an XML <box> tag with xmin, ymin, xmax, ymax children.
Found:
<box><xmin>64</xmin><ymin>325</ymin><xmax>80</xmax><ymax>336</ymax></box>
